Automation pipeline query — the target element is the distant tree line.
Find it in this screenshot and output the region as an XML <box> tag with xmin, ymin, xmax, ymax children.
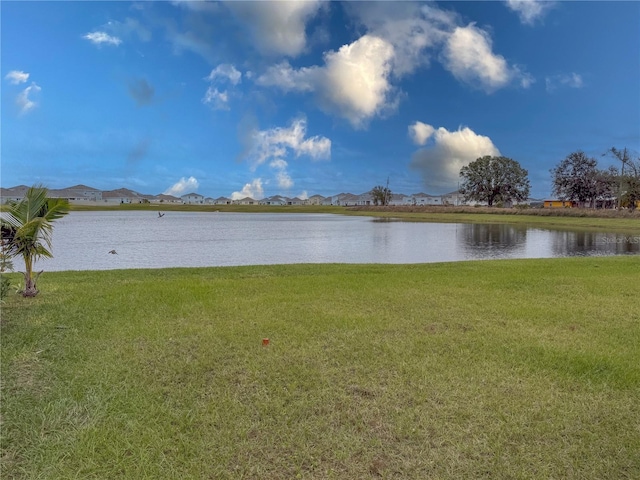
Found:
<box><xmin>455</xmin><ymin>147</ymin><xmax>639</xmax><ymax>211</ymax></box>
<box><xmin>550</xmin><ymin>147</ymin><xmax>640</xmax><ymax>210</ymax></box>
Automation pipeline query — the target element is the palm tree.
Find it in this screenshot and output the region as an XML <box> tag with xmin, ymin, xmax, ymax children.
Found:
<box><xmin>0</xmin><ymin>185</ymin><xmax>69</xmax><ymax>297</ymax></box>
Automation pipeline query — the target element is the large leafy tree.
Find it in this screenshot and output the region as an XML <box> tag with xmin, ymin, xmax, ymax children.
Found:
<box><xmin>0</xmin><ymin>185</ymin><xmax>69</xmax><ymax>297</ymax></box>
<box><xmin>459</xmin><ymin>156</ymin><xmax>531</xmax><ymax>207</ymax></box>
<box><xmin>371</xmin><ymin>180</ymin><xmax>392</xmax><ymax>206</ymax></box>
<box><xmin>606</xmin><ymin>147</ymin><xmax>640</xmax><ymax>211</ymax></box>
<box><xmin>550</xmin><ymin>151</ymin><xmax>600</xmax><ymax>207</ymax></box>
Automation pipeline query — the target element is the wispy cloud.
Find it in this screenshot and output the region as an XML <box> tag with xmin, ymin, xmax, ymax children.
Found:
<box><xmin>202</xmin><ymin>88</ymin><xmax>229</xmax><ymax>110</ymax></box>
<box><xmin>164</xmin><ymin>176</ymin><xmax>199</xmax><ymax>196</ymax></box>
<box><xmin>5</xmin><ymin>70</ymin><xmax>29</xmax><ymax>85</ymax></box>
<box><xmin>206</xmin><ymin>64</ymin><xmax>242</xmax><ymax>85</ymax></box>
<box><xmin>83</xmin><ymin>31</ymin><xmax>122</xmax><ymax>46</ymax></box>
<box><xmin>243</xmin><ymin>117</ymin><xmax>331</xmax><ymax>170</ymax></box>
<box><xmin>202</xmin><ymin>64</ymin><xmax>242</xmax><ymax>110</ymax></box>
<box><xmin>226</xmin><ymin>1</ymin><xmax>324</xmax><ymax>57</ymax></box>
<box><xmin>505</xmin><ymin>0</ymin><xmax>555</xmax><ymax>25</ymax></box>
<box><xmin>16</xmin><ymin>82</ymin><xmax>42</xmax><ymax>115</ymax></box>
<box><xmin>545</xmin><ymin>73</ymin><xmax>584</xmax><ymax>92</ymax></box>
<box><xmin>270</xmin><ymin>159</ymin><xmax>294</xmax><ymax>189</ymax></box>
<box><xmin>105</xmin><ymin>17</ymin><xmax>151</xmax><ymax>42</ymax></box>
<box><xmin>171</xmin><ymin>0</ymin><xmax>220</xmax><ymax>14</ymax></box>
<box><xmin>236</xmin><ymin>117</ymin><xmax>330</xmax><ymax>192</ymax></box>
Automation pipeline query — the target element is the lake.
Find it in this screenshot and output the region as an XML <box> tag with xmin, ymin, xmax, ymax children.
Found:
<box><xmin>11</xmin><ymin>211</ymin><xmax>640</xmax><ymax>271</ymax></box>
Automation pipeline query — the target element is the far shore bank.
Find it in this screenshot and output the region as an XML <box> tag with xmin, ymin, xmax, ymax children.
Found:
<box><xmin>65</xmin><ymin>203</ymin><xmax>640</xmax><ymax>233</ymax></box>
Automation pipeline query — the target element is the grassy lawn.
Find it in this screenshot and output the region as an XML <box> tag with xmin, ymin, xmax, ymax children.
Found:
<box><xmin>1</xmin><ymin>257</ymin><xmax>639</xmax><ymax>478</ymax></box>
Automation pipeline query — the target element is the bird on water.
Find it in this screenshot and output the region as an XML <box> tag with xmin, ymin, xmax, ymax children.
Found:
<box><xmin>108</xmin><ymin>250</ymin><xmax>117</xmax><ymax>255</ymax></box>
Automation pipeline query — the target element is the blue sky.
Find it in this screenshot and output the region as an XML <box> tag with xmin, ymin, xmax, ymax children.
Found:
<box><xmin>2</xmin><ymin>1</ymin><xmax>639</xmax><ymax>200</ymax></box>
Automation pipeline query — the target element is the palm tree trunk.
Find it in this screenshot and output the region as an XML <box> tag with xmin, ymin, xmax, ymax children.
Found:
<box><xmin>22</xmin><ymin>254</ymin><xmax>39</xmax><ymax>297</ymax></box>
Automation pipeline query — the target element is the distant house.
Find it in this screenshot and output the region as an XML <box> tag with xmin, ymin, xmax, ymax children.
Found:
<box><xmin>288</xmin><ymin>197</ymin><xmax>305</xmax><ymax>206</ymax></box>
<box><xmin>385</xmin><ymin>193</ymin><xmax>408</xmax><ymax>206</ymax></box>
<box><xmin>544</xmin><ymin>200</ymin><xmax>577</xmax><ymax>208</ymax></box>
<box><xmin>442</xmin><ymin>190</ymin><xmax>466</xmax><ymax>206</ymax></box>
<box><xmin>330</xmin><ymin>193</ymin><xmax>360</xmax><ymax>206</ymax></box>
<box><xmin>0</xmin><ymin>185</ymin><xmax>29</xmax><ymax>203</ymax></box>
<box><xmin>213</xmin><ymin>196</ymin><xmax>232</xmax><ymax>205</ymax></box>
<box><xmin>181</xmin><ymin>193</ymin><xmax>204</xmax><ymax>204</ymax></box>
<box><xmin>102</xmin><ymin>188</ymin><xmax>148</xmax><ymax>204</ymax></box>
<box><xmin>354</xmin><ymin>193</ymin><xmax>373</xmax><ymax>206</ymax></box>
<box><xmin>49</xmin><ymin>184</ymin><xmax>102</xmax><ymax>203</ymax></box>
<box><xmin>233</xmin><ymin>197</ymin><xmax>255</xmax><ymax>205</ymax></box>
<box><xmin>260</xmin><ymin>195</ymin><xmax>287</xmax><ymax>206</ymax></box>
<box><xmin>155</xmin><ymin>194</ymin><xmax>182</xmax><ymax>204</ymax></box>
<box><xmin>403</xmin><ymin>193</ymin><xmax>441</xmax><ymax>206</ymax></box>
<box><xmin>307</xmin><ymin>194</ymin><xmax>325</xmax><ymax>205</ymax></box>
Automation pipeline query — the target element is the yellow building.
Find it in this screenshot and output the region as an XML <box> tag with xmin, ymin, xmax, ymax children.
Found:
<box><xmin>544</xmin><ymin>200</ymin><xmax>577</xmax><ymax>208</ymax></box>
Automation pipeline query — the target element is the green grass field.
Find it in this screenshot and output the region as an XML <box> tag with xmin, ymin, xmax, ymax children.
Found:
<box><xmin>2</xmin><ymin>257</ymin><xmax>639</xmax><ymax>479</ymax></box>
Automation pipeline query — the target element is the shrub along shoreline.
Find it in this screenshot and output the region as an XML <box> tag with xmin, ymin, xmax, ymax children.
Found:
<box><xmin>2</xmin><ymin>256</ymin><xmax>639</xmax><ymax>478</ymax></box>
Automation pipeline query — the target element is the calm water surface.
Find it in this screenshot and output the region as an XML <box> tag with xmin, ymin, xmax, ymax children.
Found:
<box><xmin>19</xmin><ymin>211</ymin><xmax>640</xmax><ymax>271</ymax></box>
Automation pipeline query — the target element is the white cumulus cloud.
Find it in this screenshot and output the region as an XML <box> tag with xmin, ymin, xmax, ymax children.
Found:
<box><xmin>164</xmin><ymin>176</ymin><xmax>199</xmax><ymax>196</ymax></box>
<box><xmin>258</xmin><ymin>35</ymin><xmax>396</xmax><ymax>128</ymax></box>
<box><xmin>83</xmin><ymin>31</ymin><xmax>122</xmax><ymax>46</ymax></box>
<box><xmin>231</xmin><ymin>178</ymin><xmax>264</xmax><ymax>200</ymax></box>
<box><xmin>16</xmin><ymin>82</ymin><xmax>41</xmax><ymax>115</ymax></box>
<box><xmin>226</xmin><ymin>0</ymin><xmax>323</xmax><ymax>57</ymax></box>
<box><xmin>345</xmin><ymin>2</ymin><xmax>455</xmax><ymax>76</ymax></box>
<box><xmin>257</xmin><ymin>5</ymin><xmax>530</xmax><ymax>127</ymax></box>
<box><xmin>409</xmin><ymin>124</ymin><xmax>500</xmax><ymax>191</ymax></box>
<box><xmin>319</xmin><ymin>35</ymin><xmax>396</xmax><ymax>127</ymax></box>
<box><xmin>505</xmin><ymin>0</ymin><xmax>555</xmax><ymax>25</ymax></box>
<box><xmin>5</xmin><ymin>70</ymin><xmax>30</xmax><ymax>85</ymax></box>
<box><xmin>442</xmin><ymin>24</ymin><xmax>517</xmax><ymax>92</ymax></box>
<box><xmin>408</xmin><ymin>121</ymin><xmax>436</xmax><ymax>146</ymax></box>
